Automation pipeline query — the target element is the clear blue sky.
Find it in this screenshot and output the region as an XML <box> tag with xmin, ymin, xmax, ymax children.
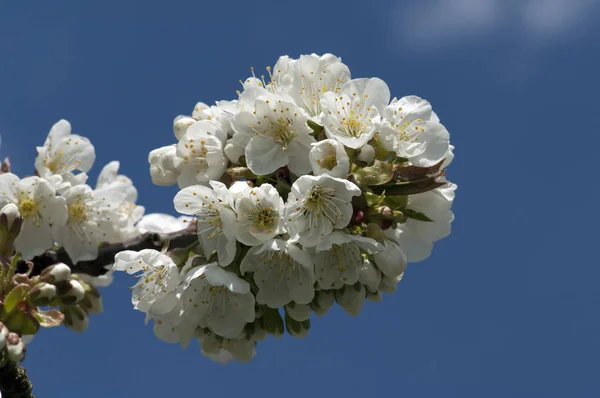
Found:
<box><xmin>1</xmin><ymin>0</ymin><xmax>599</xmax><ymax>396</ymax></box>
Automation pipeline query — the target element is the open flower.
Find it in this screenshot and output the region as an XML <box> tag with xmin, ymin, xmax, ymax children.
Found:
<box><xmin>240</xmin><ymin>239</ymin><xmax>315</xmax><ymax>308</ymax></box>
<box><xmin>34</xmin><ymin>119</ymin><xmax>95</xmax><ymax>192</ymax></box>
<box><xmin>314</xmin><ymin>232</ymin><xmax>382</xmax><ymax>289</ymax></box>
<box><xmin>321</xmin><ymin>78</ymin><xmax>390</xmax><ymax>149</ymax></box>
<box><xmin>54</xmin><ymin>184</ymin><xmax>125</xmax><ymax>263</ymax></box>
<box><xmin>285</xmin><ymin>174</ymin><xmax>361</xmax><ymax>247</ymax></box>
<box><xmin>0</xmin><ymin>173</ymin><xmax>67</xmax><ymax>259</ymax></box>
<box><xmin>379</xmin><ymin>96</ymin><xmax>450</xmax><ymax>166</ymax></box>
<box><xmin>287</xmin><ymin>53</ymin><xmax>351</xmax><ymax>122</ymax></box>
<box><xmin>113</xmin><ymin>249</ymin><xmax>182</xmax><ymax>315</ymax></box>
<box><xmin>174</xmin><ymin>181</ymin><xmax>237</xmax><ymax>266</ymax></box>
<box><xmin>181</xmin><ymin>263</ymin><xmax>255</xmax><ymax>339</ymax></box>
<box><xmin>234</xmin><ymin>183</ymin><xmax>284</xmax><ymax>246</ymax></box>
<box><xmin>174</xmin><ymin>121</ymin><xmax>227</xmax><ymax>189</ymax></box>
<box><xmin>230</xmin><ymin>94</ymin><xmax>315</xmax><ymax>175</ymax></box>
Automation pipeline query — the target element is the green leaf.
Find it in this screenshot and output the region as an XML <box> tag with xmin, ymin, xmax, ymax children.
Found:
<box><xmin>393</xmin><ymin>158</ymin><xmax>446</xmax><ymax>182</ymax></box>
<box><xmin>382</xmin><ymin>194</ymin><xmax>408</xmax><ymax>210</ymax></box>
<box><xmin>5</xmin><ymin>311</ymin><xmax>39</xmax><ymax>335</ymax></box>
<box><xmin>353</xmin><ymin>160</ymin><xmax>394</xmax><ymax>186</ymax></box>
<box><xmin>365</xmin><ymin>192</ymin><xmax>385</xmax><ymax>208</ymax></box>
<box><xmin>371</xmin><ymin>176</ymin><xmax>447</xmax><ymax>196</ymax></box>
<box><xmin>403</xmin><ymin>209</ymin><xmax>434</xmax><ymax>222</ymax></box>
<box><xmin>4</xmin><ymin>283</ymin><xmax>29</xmax><ymax>313</ymax></box>
<box><xmin>34</xmin><ymin>309</ymin><xmax>65</xmax><ymax>328</ymax></box>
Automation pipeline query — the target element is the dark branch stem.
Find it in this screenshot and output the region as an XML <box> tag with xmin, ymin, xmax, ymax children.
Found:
<box><xmin>17</xmin><ymin>224</ymin><xmax>198</xmax><ymax>277</ymax></box>
<box><xmin>0</xmin><ymin>362</ymin><xmax>34</xmax><ymax>398</ymax></box>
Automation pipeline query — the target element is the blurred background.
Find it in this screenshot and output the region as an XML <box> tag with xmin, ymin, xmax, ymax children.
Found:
<box><xmin>1</xmin><ymin>0</ymin><xmax>599</xmax><ymax>396</ymax></box>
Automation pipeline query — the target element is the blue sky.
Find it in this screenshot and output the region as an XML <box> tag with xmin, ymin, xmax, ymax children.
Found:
<box><xmin>1</xmin><ymin>0</ymin><xmax>599</xmax><ymax>396</ymax></box>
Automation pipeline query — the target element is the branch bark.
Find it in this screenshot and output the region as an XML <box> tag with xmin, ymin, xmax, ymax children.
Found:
<box><xmin>17</xmin><ymin>224</ymin><xmax>197</xmax><ymax>277</ymax></box>
<box><xmin>0</xmin><ymin>362</ymin><xmax>34</xmax><ymax>398</ymax></box>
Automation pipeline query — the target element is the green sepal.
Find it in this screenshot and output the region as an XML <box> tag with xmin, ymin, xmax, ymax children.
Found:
<box><xmin>403</xmin><ymin>209</ymin><xmax>434</xmax><ymax>222</ymax></box>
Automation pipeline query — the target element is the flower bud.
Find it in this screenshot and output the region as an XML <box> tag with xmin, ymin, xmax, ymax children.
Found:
<box><xmin>40</xmin><ymin>263</ymin><xmax>71</xmax><ymax>283</ymax></box>
<box><xmin>0</xmin><ymin>203</ymin><xmax>22</xmax><ymax>256</ymax></box>
<box><xmin>58</xmin><ymin>279</ymin><xmax>86</xmax><ymax>305</ymax></box>
<box><xmin>378</xmin><ymin>273</ymin><xmax>404</xmax><ymax>294</ymax></box>
<box><xmin>62</xmin><ymin>305</ymin><xmax>89</xmax><ymax>333</ymax></box>
<box><xmin>173</xmin><ymin>116</ymin><xmax>196</xmax><ymax>140</ymax></box>
<box><xmin>78</xmin><ymin>284</ymin><xmax>103</xmax><ymax>314</ymax></box>
<box><xmin>28</xmin><ymin>282</ymin><xmax>57</xmax><ymax>306</ymax></box>
<box><xmin>6</xmin><ymin>332</ymin><xmax>26</xmax><ymax>362</ymax></box>
<box><xmin>366</xmin><ymin>290</ymin><xmax>382</xmax><ymax>302</ymax></box>
<box><xmin>335</xmin><ymin>284</ymin><xmax>366</xmax><ymax>316</ymax></box>
<box><xmin>149</xmin><ymin>145</ymin><xmax>180</xmax><ymax>186</ymax></box>
<box><xmin>356</xmin><ymin>143</ymin><xmax>375</xmax><ymax>164</ymax></box>
<box><xmin>0</xmin><ymin>322</ymin><xmax>9</xmax><ymax>350</ymax></box>
<box><xmin>284</xmin><ymin>303</ymin><xmax>311</xmax><ymax>322</ymax></box>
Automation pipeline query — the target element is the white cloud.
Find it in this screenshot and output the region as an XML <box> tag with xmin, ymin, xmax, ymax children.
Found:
<box><xmin>394</xmin><ymin>0</ymin><xmax>600</xmax><ymax>48</ymax></box>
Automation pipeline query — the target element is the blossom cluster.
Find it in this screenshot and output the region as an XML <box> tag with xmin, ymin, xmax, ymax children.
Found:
<box><xmin>0</xmin><ymin>120</ymin><xmax>144</xmax><ymax>267</ymax></box>
<box><xmin>119</xmin><ymin>53</ymin><xmax>457</xmax><ymax>364</ymax></box>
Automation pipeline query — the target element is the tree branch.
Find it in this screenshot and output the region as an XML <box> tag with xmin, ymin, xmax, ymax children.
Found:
<box><xmin>0</xmin><ymin>362</ymin><xmax>34</xmax><ymax>398</ymax></box>
<box><xmin>17</xmin><ymin>223</ymin><xmax>197</xmax><ymax>277</ymax></box>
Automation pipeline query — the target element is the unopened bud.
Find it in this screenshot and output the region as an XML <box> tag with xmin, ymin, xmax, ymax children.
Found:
<box><xmin>0</xmin><ymin>203</ymin><xmax>22</xmax><ymax>256</ymax></box>
<box><xmin>40</xmin><ymin>263</ymin><xmax>71</xmax><ymax>283</ymax></box>
<box><xmin>63</xmin><ymin>305</ymin><xmax>89</xmax><ymax>332</ymax></box>
<box><xmin>284</xmin><ymin>302</ymin><xmax>311</xmax><ymax>322</ymax></box>
<box><xmin>378</xmin><ymin>273</ymin><xmax>404</xmax><ymax>294</ymax></box>
<box><xmin>78</xmin><ymin>283</ymin><xmax>103</xmax><ymax>314</ymax></box>
<box><xmin>0</xmin><ymin>322</ymin><xmax>9</xmax><ymax>349</ymax></box>
<box><xmin>366</xmin><ymin>290</ymin><xmax>382</xmax><ymax>302</ymax></box>
<box><xmin>29</xmin><ymin>282</ymin><xmax>57</xmax><ymax>306</ymax></box>
<box><xmin>58</xmin><ymin>279</ymin><xmax>85</xmax><ymax>305</ymax></box>
<box><xmin>173</xmin><ymin>116</ymin><xmax>196</xmax><ymax>140</ymax></box>
<box><xmin>149</xmin><ymin>145</ymin><xmax>179</xmax><ymax>186</ymax></box>
<box><xmin>6</xmin><ymin>333</ymin><xmax>26</xmax><ymax>362</ymax></box>
<box><xmin>356</xmin><ymin>144</ymin><xmax>375</xmax><ymax>164</ymax></box>
<box><xmin>335</xmin><ymin>284</ymin><xmax>366</xmax><ymax>316</ymax></box>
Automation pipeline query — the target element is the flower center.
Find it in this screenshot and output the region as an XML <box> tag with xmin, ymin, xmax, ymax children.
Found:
<box><xmin>68</xmin><ymin>202</ymin><xmax>88</xmax><ymax>222</ymax></box>
<box><xmin>250</xmin><ymin>207</ymin><xmax>276</xmax><ymax>233</ymax></box>
<box><xmin>316</xmin><ymin>145</ymin><xmax>338</xmax><ymax>171</ymax></box>
<box><xmin>341</xmin><ymin>109</ymin><xmax>367</xmax><ymax>138</ymax></box>
<box><xmin>44</xmin><ymin>151</ymin><xmax>64</xmax><ymax>173</ymax></box>
<box><xmin>18</xmin><ymin>198</ymin><xmax>38</xmax><ymax>218</ymax></box>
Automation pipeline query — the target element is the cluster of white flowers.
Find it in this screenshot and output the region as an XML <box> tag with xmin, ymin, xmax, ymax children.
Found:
<box><xmin>0</xmin><ymin>120</ymin><xmax>144</xmax><ymax>270</ymax></box>
<box><xmin>116</xmin><ymin>53</ymin><xmax>457</xmax><ymax>364</ymax></box>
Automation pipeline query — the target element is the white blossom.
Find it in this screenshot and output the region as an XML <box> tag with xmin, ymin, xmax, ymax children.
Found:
<box><xmin>321</xmin><ymin>78</ymin><xmax>390</xmax><ymax>149</ymax></box>
<box><xmin>379</xmin><ymin>96</ymin><xmax>450</xmax><ymax>166</ymax></box>
<box><xmin>137</xmin><ymin>213</ymin><xmax>190</xmax><ymax>234</ymax></box>
<box><xmin>234</xmin><ymin>183</ymin><xmax>284</xmax><ymax>246</ymax></box>
<box><xmin>54</xmin><ymin>184</ymin><xmax>125</xmax><ymax>263</ymax></box>
<box><xmin>308</xmin><ymin>139</ymin><xmax>350</xmax><ymax>178</ymax></box>
<box><xmin>335</xmin><ymin>284</ymin><xmax>365</xmax><ymax>316</ymax></box>
<box><xmin>113</xmin><ymin>249</ymin><xmax>182</xmax><ymax>315</ymax></box>
<box><xmin>149</xmin><ymin>145</ymin><xmax>180</xmax><ymax>186</ymax></box>
<box><xmin>314</xmin><ymin>231</ymin><xmax>382</xmax><ymax>289</ymax></box>
<box><xmin>285</xmin><ymin>174</ymin><xmax>361</xmax><ymax>247</ymax></box>
<box><xmin>359</xmin><ymin>259</ymin><xmax>382</xmax><ymax>292</ymax></box>
<box><xmin>287</xmin><ymin>53</ymin><xmax>351</xmax><ymax>122</ymax></box>
<box><xmin>174</xmin><ymin>181</ymin><xmax>237</xmax><ymax>266</ymax></box>
<box><xmin>197</xmin><ymin>328</ymin><xmax>256</xmax><ymax>364</ymax></box>
<box><xmin>34</xmin><ymin>119</ymin><xmax>95</xmax><ymax>192</ymax></box>
<box><xmin>174</xmin><ymin>121</ymin><xmax>227</xmax><ymax>188</ymax></box>
<box><xmin>0</xmin><ymin>174</ymin><xmax>67</xmax><ymax>259</ymax></box>
<box><xmin>230</xmin><ymin>94</ymin><xmax>315</xmax><ymax>175</ymax></box>
<box><xmin>284</xmin><ymin>302</ymin><xmax>311</xmax><ymax>322</ymax></box>
<box><xmin>240</xmin><ymin>239</ymin><xmax>315</xmax><ymax>308</ymax></box>
<box><xmin>95</xmin><ymin>162</ymin><xmax>145</xmax><ymax>242</ymax></box>
<box><xmin>393</xmin><ymin>184</ymin><xmax>456</xmax><ymax>262</ymax></box>
<box><xmin>181</xmin><ymin>263</ymin><xmax>255</xmax><ymax>339</ymax></box>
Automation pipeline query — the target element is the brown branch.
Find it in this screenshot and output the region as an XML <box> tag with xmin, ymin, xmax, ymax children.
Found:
<box><xmin>17</xmin><ymin>223</ymin><xmax>198</xmax><ymax>277</ymax></box>
<box><xmin>0</xmin><ymin>362</ymin><xmax>34</xmax><ymax>398</ymax></box>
